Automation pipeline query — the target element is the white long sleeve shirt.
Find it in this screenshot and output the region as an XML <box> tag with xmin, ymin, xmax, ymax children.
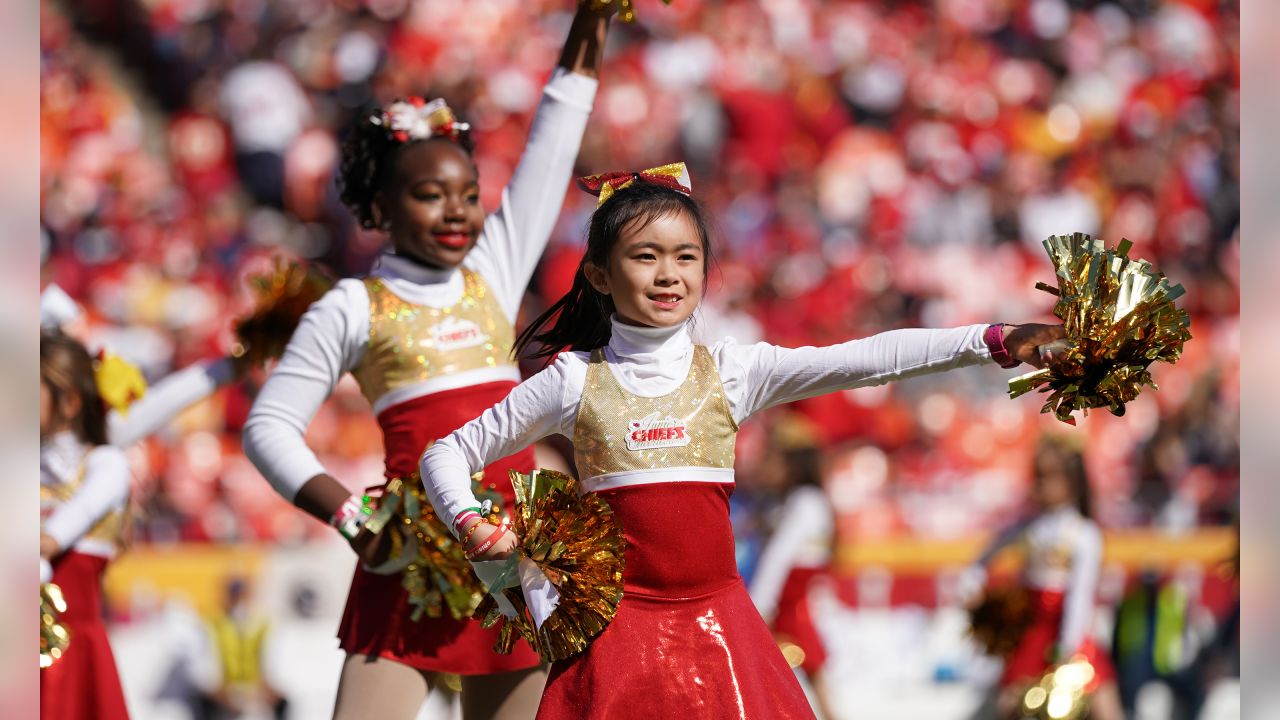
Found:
<box><xmin>41</xmin><ymin>431</ymin><xmax>132</xmax><ymax>558</ymax></box>
<box><xmin>974</xmin><ymin>506</ymin><xmax>1104</xmax><ymax>656</ymax></box>
<box><xmin>242</xmin><ymin>68</ymin><xmax>599</xmax><ymax>501</ymax></box>
<box><xmin>421</xmin><ymin>316</ymin><xmax>993</xmax><ymax>530</ymax></box>
<box><xmin>108</xmin><ymin>358</ymin><xmax>236</xmax><ymax>447</ymax></box>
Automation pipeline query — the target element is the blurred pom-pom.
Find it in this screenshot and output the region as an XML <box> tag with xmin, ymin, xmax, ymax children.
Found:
<box><xmin>232</xmin><ymin>259</ymin><xmax>335</xmax><ymax>369</ymax></box>
<box><xmin>40</xmin><ymin>583</ymin><xmax>71</xmax><ymax>669</ymax></box>
<box><xmin>1021</xmin><ymin>656</ymin><xmax>1097</xmax><ymax>720</ymax></box>
<box><xmin>1009</xmin><ymin>234</ymin><xmax>1192</xmax><ymax>424</ymax></box>
<box><xmin>968</xmin><ymin>585</ymin><xmax>1033</xmax><ymax>658</ymax></box>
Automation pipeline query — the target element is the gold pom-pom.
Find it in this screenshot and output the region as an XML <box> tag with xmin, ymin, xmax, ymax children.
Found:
<box><xmin>1022</xmin><ymin>656</ymin><xmax>1097</xmax><ymax>720</ymax></box>
<box><xmin>232</xmin><ymin>259</ymin><xmax>336</xmax><ymax>369</ymax></box>
<box><xmin>968</xmin><ymin>585</ymin><xmax>1033</xmax><ymax>658</ymax></box>
<box><xmin>477</xmin><ymin>469</ymin><xmax>626</xmax><ymax>662</ymax></box>
<box><xmin>40</xmin><ymin>583</ymin><xmax>71</xmax><ymax>669</ymax></box>
<box><xmin>93</xmin><ymin>351</ymin><xmax>147</xmax><ymax>415</ymax></box>
<box><xmin>1009</xmin><ymin>234</ymin><xmax>1192</xmax><ymax>424</ymax></box>
<box><xmin>587</xmin><ymin>0</ymin><xmax>673</xmax><ymax>24</ymax></box>
<box><xmin>365</xmin><ymin>474</ymin><xmax>501</xmax><ymax>622</ymax></box>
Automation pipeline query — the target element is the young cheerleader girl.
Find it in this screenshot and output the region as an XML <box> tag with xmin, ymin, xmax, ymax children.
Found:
<box><xmin>420</xmin><ymin>170</ymin><xmax>1067</xmax><ymax>718</ymax></box>
<box><xmin>747</xmin><ymin>415</ymin><xmax>838</xmax><ymax>719</ymax></box>
<box><xmin>241</xmin><ymin>5</ymin><xmax>616</xmax><ymax>718</ymax></box>
<box><xmin>40</xmin><ymin>330</ymin><xmax>133</xmax><ymax>720</ymax></box>
<box><xmin>961</xmin><ymin>437</ymin><xmax>1125</xmax><ymax>720</ymax></box>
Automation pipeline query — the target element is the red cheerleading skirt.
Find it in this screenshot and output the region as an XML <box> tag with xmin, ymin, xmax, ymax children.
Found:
<box><xmin>537</xmin><ymin>481</ymin><xmax>815</xmax><ymax>719</ymax></box>
<box><xmin>337</xmin><ymin>382</ymin><xmax>542</xmax><ymax>674</ymax></box>
<box><xmin>772</xmin><ymin>566</ymin><xmax>829</xmax><ymax>675</ymax></box>
<box><xmin>41</xmin><ymin>551</ymin><xmax>129</xmax><ymax>720</ymax></box>
<box><xmin>1000</xmin><ymin>588</ymin><xmax>1116</xmax><ymax>689</ymax></box>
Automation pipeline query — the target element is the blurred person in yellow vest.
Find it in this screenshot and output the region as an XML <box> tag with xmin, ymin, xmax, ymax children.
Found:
<box><xmin>198</xmin><ymin>577</ymin><xmax>286</xmax><ymax>720</ymax></box>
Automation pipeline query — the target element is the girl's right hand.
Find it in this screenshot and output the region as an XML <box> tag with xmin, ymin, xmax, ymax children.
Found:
<box><xmin>464</xmin><ymin>520</ymin><xmax>519</xmax><ymax>560</ymax></box>
<box><xmin>349</xmin><ymin>525</ymin><xmax>393</xmax><ymax>566</ymax></box>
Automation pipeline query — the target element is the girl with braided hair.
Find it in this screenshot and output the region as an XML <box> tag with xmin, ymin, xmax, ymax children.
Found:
<box><xmin>242</xmin><ymin>4</ymin><xmax>618</xmax><ymax>718</ymax></box>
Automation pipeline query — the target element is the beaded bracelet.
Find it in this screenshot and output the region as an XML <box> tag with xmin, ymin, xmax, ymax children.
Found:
<box><xmin>459</xmin><ymin>516</ymin><xmax>487</xmax><ymax>546</ymax></box>
<box><xmin>453</xmin><ymin>510</ymin><xmax>482</xmax><ymax>535</ymax></box>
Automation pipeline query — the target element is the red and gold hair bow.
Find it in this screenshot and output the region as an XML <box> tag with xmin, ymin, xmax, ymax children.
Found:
<box><xmin>576</xmin><ymin>162</ymin><xmax>692</xmax><ymax>207</ymax></box>
<box><xmin>370</xmin><ymin>97</ymin><xmax>470</xmax><ymax>144</ymax></box>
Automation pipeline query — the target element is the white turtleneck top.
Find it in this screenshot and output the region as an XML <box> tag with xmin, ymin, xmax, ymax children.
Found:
<box><xmin>973</xmin><ymin>505</ymin><xmax>1103</xmax><ymax>656</ymax></box>
<box><xmin>421</xmin><ymin>317</ymin><xmax>993</xmax><ymax>530</ymax></box>
<box><xmin>41</xmin><ymin>431</ymin><xmax>132</xmax><ymax>558</ymax></box>
<box><xmin>242</xmin><ymin>68</ymin><xmax>599</xmax><ymax>501</ymax></box>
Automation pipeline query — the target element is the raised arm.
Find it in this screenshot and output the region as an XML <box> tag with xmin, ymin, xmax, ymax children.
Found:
<box><xmin>41</xmin><ymin>446</ymin><xmax>130</xmax><ymax>559</ymax></box>
<box><xmin>241</xmin><ymin>280</ymin><xmax>369</xmax><ymax>522</ymax></box>
<box><xmin>420</xmin><ymin>358</ymin><xmax>570</xmax><ymax>532</ymax></box>
<box><xmin>466</xmin><ymin>5</ymin><xmax>613</xmax><ymax>316</ymax></box>
<box><xmin>108</xmin><ymin>357</ymin><xmax>238</xmax><ymax>447</ymax></box>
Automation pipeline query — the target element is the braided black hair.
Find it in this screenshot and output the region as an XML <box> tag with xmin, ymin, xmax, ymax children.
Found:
<box><xmin>337</xmin><ymin>108</ymin><xmax>475</xmax><ymax>230</ymax></box>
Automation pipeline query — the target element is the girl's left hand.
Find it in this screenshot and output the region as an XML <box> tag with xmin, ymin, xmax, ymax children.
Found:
<box><xmin>1003</xmin><ymin>323</ymin><xmax>1067</xmax><ymax>369</ymax></box>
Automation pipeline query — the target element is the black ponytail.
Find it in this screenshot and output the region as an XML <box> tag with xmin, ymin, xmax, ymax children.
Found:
<box><xmin>516</xmin><ymin>180</ymin><xmax>714</xmax><ymax>363</ymax></box>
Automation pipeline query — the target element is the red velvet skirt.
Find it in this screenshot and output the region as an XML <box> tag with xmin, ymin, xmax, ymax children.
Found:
<box><xmin>536</xmin><ymin>481</ymin><xmax>815</xmax><ymax>719</ymax></box>
<box><xmin>772</xmin><ymin>566</ymin><xmax>829</xmax><ymax>675</ymax></box>
<box><xmin>41</xmin><ymin>551</ymin><xmax>129</xmax><ymax>720</ymax></box>
<box><xmin>1001</xmin><ymin>588</ymin><xmax>1116</xmax><ymax>689</ymax></box>
<box><xmin>337</xmin><ymin>384</ymin><xmax>542</xmax><ymax>674</ymax></box>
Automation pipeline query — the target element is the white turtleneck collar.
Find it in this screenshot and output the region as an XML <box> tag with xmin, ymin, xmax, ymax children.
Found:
<box><xmin>41</xmin><ymin>430</ymin><xmax>84</xmax><ymax>486</ymax></box>
<box><xmin>372</xmin><ymin>251</ymin><xmax>459</xmax><ymax>285</ymax></box>
<box><xmin>602</xmin><ymin>315</ymin><xmax>695</xmax><ymax>396</ymax></box>
<box><xmin>369</xmin><ymin>251</ymin><xmax>466</xmax><ymax>307</ymax></box>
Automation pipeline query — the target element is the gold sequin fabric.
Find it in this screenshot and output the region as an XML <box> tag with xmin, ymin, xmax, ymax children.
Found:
<box><xmin>351</xmin><ymin>269</ymin><xmax>515</xmax><ymax>406</ymax></box>
<box><xmin>572</xmin><ymin>345</ymin><xmax>737</xmax><ymax>480</ymax></box>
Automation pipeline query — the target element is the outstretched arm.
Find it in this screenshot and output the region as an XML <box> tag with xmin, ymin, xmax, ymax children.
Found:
<box><xmin>108</xmin><ymin>358</ymin><xmax>238</xmax><ymax>447</ymax></box>
<box><xmin>720</xmin><ymin>323</ymin><xmax>1064</xmax><ymax>424</ymax></box>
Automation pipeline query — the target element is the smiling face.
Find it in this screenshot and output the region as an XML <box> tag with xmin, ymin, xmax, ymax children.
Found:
<box><xmin>377</xmin><ymin>139</ymin><xmax>485</xmax><ymax>269</ymax></box>
<box><xmin>585</xmin><ymin>210</ymin><xmax>705</xmax><ymax>328</ymax></box>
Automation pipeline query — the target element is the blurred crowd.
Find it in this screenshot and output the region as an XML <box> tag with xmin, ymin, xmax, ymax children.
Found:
<box><xmin>41</xmin><ymin>0</ymin><xmax>1238</xmax><ymax>546</ymax></box>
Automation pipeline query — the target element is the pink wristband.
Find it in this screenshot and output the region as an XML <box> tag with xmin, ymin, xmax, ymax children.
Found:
<box><xmin>984</xmin><ymin>324</ymin><xmax>1020</xmax><ymax>369</ymax></box>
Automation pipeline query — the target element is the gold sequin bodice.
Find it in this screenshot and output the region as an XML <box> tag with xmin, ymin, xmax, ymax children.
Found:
<box><xmin>573</xmin><ymin>345</ymin><xmax>738</xmax><ymax>480</ymax></box>
<box><xmin>40</xmin><ymin>462</ymin><xmax>126</xmax><ymax>549</ymax></box>
<box><xmin>351</xmin><ymin>269</ymin><xmax>516</xmax><ymax>406</ymax></box>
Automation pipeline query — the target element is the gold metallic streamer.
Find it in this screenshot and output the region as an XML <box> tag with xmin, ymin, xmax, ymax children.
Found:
<box><xmin>40</xmin><ymin>583</ymin><xmax>71</xmax><ymax>669</ymax></box>
<box><xmin>232</xmin><ymin>259</ymin><xmax>336</xmax><ymax>369</ymax></box>
<box><xmin>1009</xmin><ymin>233</ymin><xmax>1192</xmax><ymax>424</ymax></box>
<box><xmin>374</xmin><ymin>474</ymin><xmax>503</xmax><ymax>622</ymax></box>
<box><xmin>1021</xmin><ymin>657</ymin><xmax>1096</xmax><ymax>720</ymax></box>
<box><xmin>587</xmin><ymin>0</ymin><xmax>673</xmax><ymax>24</ymax></box>
<box><xmin>477</xmin><ymin>469</ymin><xmax>626</xmax><ymax>662</ymax></box>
